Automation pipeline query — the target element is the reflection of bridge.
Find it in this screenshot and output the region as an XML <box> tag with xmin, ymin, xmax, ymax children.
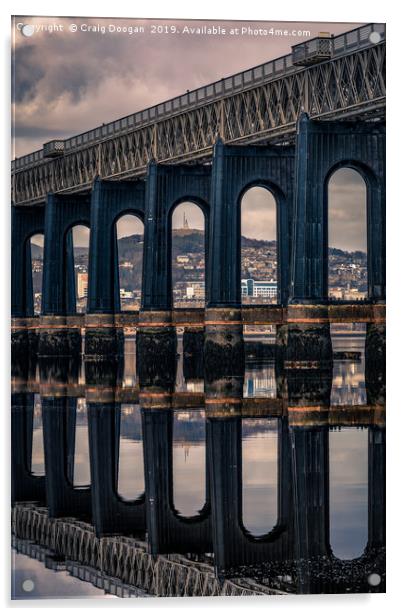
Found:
<box><xmin>12</xmin><ymin>23</ymin><xmax>385</xmax><ymax>366</ymax></box>
<box><xmin>12</xmin><ymin>348</ymin><xmax>385</xmax><ymax>596</ymax></box>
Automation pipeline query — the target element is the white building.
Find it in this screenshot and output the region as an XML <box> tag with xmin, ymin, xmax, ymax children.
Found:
<box><xmin>241</xmin><ymin>278</ymin><xmax>277</xmax><ymax>299</ymax></box>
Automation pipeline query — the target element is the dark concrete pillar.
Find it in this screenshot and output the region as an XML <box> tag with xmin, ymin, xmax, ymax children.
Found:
<box><xmin>286</xmin><ymin>114</ymin><xmax>332</xmax><ymax>365</ymax></box>
<box><xmin>367</xmin><ymin>426</ymin><xmax>385</xmax><ymax>551</ymax></box>
<box><xmin>141</xmin><ymin>162</ymin><xmax>171</xmax><ymax>313</ymax></box>
<box><xmin>182</xmin><ymin>328</ymin><xmax>204</xmax><ymax>381</ymax></box>
<box><xmin>290</xmin><ymin>114</ymin><xmax>327</xmax><ymax>304</ymax></box>
<box><xmin>207</xmin><ymin>139</ymin><xmax>240</xmax><ymax>308</ymax></box>
<box><xmin>276</xmin><ymin>321</ymin><xmax>333</xmax><ymax>367</ymax></box>
<box><xmin>87</xmin><ymin>402</ymin><xmax>146</xmax><ymax>537</ymax></box>
<box><xmin>290</xmin><ymin>427</ymin><xmax>330</xmax><ymax>562</ymax></box>
<box><xmin>42</xmin><ymin>395</ymin><xmax>91</xmax><ymax>520</ymax></box>
<box><xmin>39</xmin><ymin>194</ymin><xmax>90</xmax><ymax>356</ymax></box>
<box><xmin>136</xmin><ymin>328</ymin><xmax>177</xmax><ymax>388</ymax></box>
<box><xmin>85</xmin><ymin>178</ymin><xmax>146</xmax><ymax>357</ymax></box>
<box><xmin>11</xmin><ymin>206</ymin><xmax>44</xmax><ymax>356</ymax></box>
<box><xmin>141</xmin><ymin>407</ymin><xmax>212</xmax><ymax>555</ymax></box>
<box><xmin>365</xmin><ymin>323</ymin><xmax>386</xmax><ymax>405</ymax></box>
<box><xmin>11</xmin><ymin>392</ymin><xmax>46</xmax><ymax>505</ymax></box>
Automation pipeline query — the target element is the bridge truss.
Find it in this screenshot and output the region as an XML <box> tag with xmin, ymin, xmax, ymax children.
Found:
<box><xmin>11</xmin><ymin>24</ymin><xmax>385</xmax><ymax>206</ymax></box>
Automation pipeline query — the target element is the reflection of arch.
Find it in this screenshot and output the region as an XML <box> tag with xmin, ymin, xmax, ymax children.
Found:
<box><xmin>169</xmin><ymin>199</ymin><xmax>207</xmax><ymax>308</ymax></box>
<box><xmin>87</xmin><ymin>403</ymin><xmax>146</xmax><ymax>537</ymax></box>
<box><xmin>325</xmin><ymin>162</ymin><xmax>372</xmax><ymax>301</ymax></box>
<box><xmin>11</xmin><ymin>392</ymin><xmax>46</xmax><ymax>504</ymax></box>
<box><xmin>172</xmin><ymin>410</ymin><xmax>206</xmax><ymax>517</ymax></box>
<box><xmin>328</xmin><ymin>426</ymin><xmax>385</xmax><ymax>564</ymax></box>
<box><xmin>41</xmin><ymin>396</ymin><xmax>92</xmax><ymax>519</ymax></box>
<box><xmin>142</xmin><ymin>408</ymin><xmax>211</xmax><ymax>554</ymax></box>
<box><xmin>329</xmin><ymin>428</ymin><xmax>368</xmax><ymax>560</ymax></box>
<box><xmin>209</xmin><ymin>416</ymin><xmax>292</xmax><ymax>572</ymax></box>
<box><xmin>241</xmin><ymin>418</ymin><xmax>278</xmax><ymax>536</ymax></box>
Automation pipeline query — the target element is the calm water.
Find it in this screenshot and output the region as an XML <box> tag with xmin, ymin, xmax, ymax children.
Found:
<box><xmin>12</xmin><ymin>331</ymin><xmax>385</xmax><ymax>598</ymax></box>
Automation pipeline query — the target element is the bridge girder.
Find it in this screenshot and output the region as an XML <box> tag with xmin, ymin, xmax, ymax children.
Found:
<box><xmin>12</xmin><ymin>42</ymin><xmax>385</xmax><ymax>207</ymax></box>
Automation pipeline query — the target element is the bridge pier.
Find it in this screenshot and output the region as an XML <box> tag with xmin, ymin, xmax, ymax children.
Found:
<box><xmin>85</xmin><ymin>179</ymin><xmax>145</xmax><ymax>357</ymax></box>
<box><xmin>365</xmin><ymin>323</ymin><xmax>386</xmax><ymax>405</ymax></box>
<box><xmin>204</xmin><ymin>309</ymin><xmax>244</xmax><ymax>381</ymax></box>
<box><xmin>276</xmin><ymin>321</ymin><xmax>333</xmax><ymax>369</ymax></box>
<box><xmin>11</xmin><ymin>206</ymin><xmax>44</xmax><ymax>358</ymax></box>
<box><xmin>38</xmin><ymin>194</ymin><xmax>90</xmax><ymax>356</ymax></box>
<box><xmin>182</xmin><ymin>328</ymin><xmax>204</xmax><ymax>381</ymax></box>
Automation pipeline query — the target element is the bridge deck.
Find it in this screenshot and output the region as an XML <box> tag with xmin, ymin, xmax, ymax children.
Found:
<box><xmin>11</xmin><ymin>23</ymin><xmax>385</xmax><ymax>205</ymax></box>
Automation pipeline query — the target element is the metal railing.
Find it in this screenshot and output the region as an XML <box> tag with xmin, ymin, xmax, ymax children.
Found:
<box><xmin>11</xmin><ymin>22</ymin><xmax>385</xmax><ymax>174</ymax></box>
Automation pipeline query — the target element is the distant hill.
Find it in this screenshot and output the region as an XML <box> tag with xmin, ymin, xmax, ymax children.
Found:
<box><xmin>30</xmin><ymin>233</ymin><xmax>366</xmax><ymax>261</ymax></box>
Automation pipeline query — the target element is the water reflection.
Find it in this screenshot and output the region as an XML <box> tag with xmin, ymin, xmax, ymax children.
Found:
<box><xmin>330</xmin><ymin>428</ymin><xmax>368</xmax><ymax>560</ymax></box>
<box><xmin>11</xmin><ymin>329</ymin><xmax>385</xmax><ymax>598</ymax></box>
<box><xmin>73</xmin><ymin>399</ymin><xmax>91</xmax><ymax>487</ymax></box>
<box><xmin>173</xmin><ymin>410</ymin><xmax>206</xmax><ymax>516</ymax></box>
<box><xmin>117</xmin><ymin>405</ymin><xmax>144</xmax><ymax>501</ymax></box>
<box><xmin>31</xmin><ymin>394</ymin><xmax>45</xmax><ymax>476</ymax></box>
<box><xmin>242</xmin><ymin>418</ymin><xmax>278</xmax><ymax>536</ymax></box>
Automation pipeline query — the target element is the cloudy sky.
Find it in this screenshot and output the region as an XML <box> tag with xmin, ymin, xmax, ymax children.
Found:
<box><xmin>12</xmin><ymin>16</ymin><xmax>367</xmax><ymax>251</ymax></box>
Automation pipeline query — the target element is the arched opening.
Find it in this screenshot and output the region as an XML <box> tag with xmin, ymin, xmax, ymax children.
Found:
<box><xmin>29</xmin><ymin>233</ymin><xmax>44</xmax><ymax>315</ymax></box>
<box><xmin>117</xmin><ymin>404</ymin><xmax>145</xmax><ymax>501</ymax></box>
<box><xmin>240</xmin><ymin>187</ymin><xmax>277</xmax><ymax>307</ymax></box>
<box><xmin>242</xmin><ymin>418</ymin><xmax>278</xmax><ymax>537</ymax></box>
<box><xmin>116</xmin><ymin>215</ymin><xmax>144</xmax><ymax>310</ymax></box>
<box><xmin>30</xmin><ymin>394</ymin><xmax>45</xmax><ymax>476</ymax></box>
<box><xmin>171</xmin><ymin>202</ymin><xmax>205</xmax><ymax>308</ymax></box>
<box><xmin>73</xmin><ymin>399</ymin><xmax>91</xmax><ymax>487</ymax></box>
<box><xmin>173</xmin><ymin>409</ymin><xmax>206</xmax><ymax>516</ymax></box>
<box><xmin>328</xmin><ymin>168</ymin><xmax>368</xmax><ymax>301</ymax></box>
<box><xmin>71</xmin><ymin>225</ymin><xmax>90</xmax><ymax>313</ymax></box>
<box><xmin>329</xmin><ymin>428</ymin><xmax>368</xmax><ymax>560</ymax></box>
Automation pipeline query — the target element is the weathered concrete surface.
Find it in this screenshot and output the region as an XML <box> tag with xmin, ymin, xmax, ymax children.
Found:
<box><xmin>365</xmin><ymin>323</ymin><xmax>386</xmax><ymax>405</ymax></box>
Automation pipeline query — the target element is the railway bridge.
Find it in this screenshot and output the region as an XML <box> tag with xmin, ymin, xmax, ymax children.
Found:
<box><xmin>11</xmin><ymin>23</ymin><xmax>386</xmax><ymax>363</ymax></box>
